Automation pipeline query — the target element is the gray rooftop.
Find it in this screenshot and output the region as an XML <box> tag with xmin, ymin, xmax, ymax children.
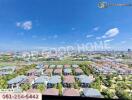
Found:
<box><xmin>64</xmin><ymin>68</ymin><xmax>72</xmax><ymax>73</ymax></box>
<box><xmin>48</xmin><ymin>75</ymin><xmax>61</xmax><ymax>84</ymax></box>
<box><xmin>49</xmin><ymin>65</ymin><xmax>56</xmax><ymax>68</ymax></box>
<box><xmin>76</xmin><ymin>75</ymin><xmax>93</xmax><ymax>84</ymax></box>
<box><xmin>8</xmin><ymin>75</ymin><xmax>27</xmax><ymax>84</ymax></box>
<box><xmin>76</xmin><ymin>75</ymin><xmax>89</xmax><ymax>79</ymax></box>
<box><xmin>34</xmin><ymin>76</ymin><xmax>49</xmax><ymax>84</ymax></box>
<box><xmin>83</xmin><ymin>88</ymin><xmax>102</xmax><ymax>97</ymax></box>
<box><xmin>0</xmin><ymin>66</ymin><xmax>16</xmax><ymax>72</ymax></box>
<box><xmin>36</xmin><ymin>64</ymin><xmax>44</xmax><ymax>69</ymax></box>
<box><xmin>72</xmin><ymin>65</ymin><xmax>79</xmax><ymax>68</ymax></box>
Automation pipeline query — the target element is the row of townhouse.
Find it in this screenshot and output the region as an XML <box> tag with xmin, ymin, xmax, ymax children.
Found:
<box><xmin>26</xmin><ymin>87</ymin><xmax>102</xmax><ymax>97</ymax></box>
<box><xmin>91</xmin><ymin>62</ymin><xmax>132</xmax><ymax>75</ymax></box>
<box><xmin>6</xmin><ymin>64</ymin><xmax>102</xmax><ymax>97</ymax></box>
<box><xmin>7</xmin><ymin>74</ymin><xmax>101</xmax><ymax>97</ymax></box>
<box><xmin>0</xmin><ymin>66</ymin><xmax>16</xmax><ymax>76</ymax></box>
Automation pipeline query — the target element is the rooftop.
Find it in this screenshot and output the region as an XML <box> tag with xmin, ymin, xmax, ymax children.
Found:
<box><xmin>48</xmin><ymin>75</ymin><xmax>61</xmax><ymax>84</ymax></box>
<box><xmin>34</xmin><ymin>76</ymin><xmax>49</xmax><ymax>84</ymax></box>
<box><xmin>72</xmin><ymin>65</ymin><xmax>79</xmax><ymax>68</ymax></box>
<box><xmin>64</xmin><ymin>65</ymin><xmax>71</xmax><ymax>68</ymax></box>
<box><xmin>56</xmin><ymin>65</ymin><xmax>63</xmax><ymax>68</ymax></box>
<box><xmin>36</xmin><ymin>64</ymin><xmax>44</xmax><ymax>69</ymax></box>
<box><xmin>49</xmin><ymin>65</ymin><xmax>56</xmax><ymax>68</ymax></box>
<box><xmin>8</xmin><ymin>75</ymin><xmax>27</xmax><ymax>84</ymax></box>
<box><xmin>44</xmin><ymin>65</ymin><xmax>49</xmax><ymax>69</ymax></box>
<box><xmin>83</xmin><ymin>88</ymin><xmax>102</xmax><ymax>97</ymax></box>
<box><xmin>63</xmin><ymin>88</ymin><xmax>80</xmax><ymax>96</ymax></box>
<box><xmin>63</xmin><ymin>68</ymin><xmax>72</xmax><ymax>73</ymax></box>
<box><xmin>43</xmin><ymin>88</ymin><xmax>59</xmax><ymax>95</ymax></box>
<box><xmin>63</xmin><ymin>75</ymin><xmax>75</xmax><ymax>83</ymax></box>
<box><xmin>74</xmin><ymin>68</ymin><xmax>83</xmax><ymax>73</ymax></box>
<box><xmin>54</xmin><ymin>69</ymin><xmax>62</xmax><ymax>74</ymax></box>
<box><xmin>44</xmin><ymin>69</ymin><xmax>53</xmax><ymax>74</ymax></box>
<box><xmin>0</xmin><ymin>66</ymin><xmax>16</xmax><ymax>72</ymax></box>
<box><xmin>76</xmin><ymin>75</ymin><xmax>93</xmax><ymax>83</ymax></box>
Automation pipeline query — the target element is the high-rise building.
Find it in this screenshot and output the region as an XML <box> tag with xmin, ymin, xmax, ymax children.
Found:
<box><xmin>128</xmin><ymin>49</ymin><xmax>131</xmax><ymax>53</ymax></box>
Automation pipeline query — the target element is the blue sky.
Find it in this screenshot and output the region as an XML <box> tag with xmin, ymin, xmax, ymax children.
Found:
<box><xmin>0</xmin><ymin>0</ymin><xmax>132</xmax><ymax>50</ymax></box>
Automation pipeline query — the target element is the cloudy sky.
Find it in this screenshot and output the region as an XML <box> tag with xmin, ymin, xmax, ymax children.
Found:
<box><xmin>0</xmin><ymin>0</ymin><xmax>132</xmax><ymax>50</ymax></box>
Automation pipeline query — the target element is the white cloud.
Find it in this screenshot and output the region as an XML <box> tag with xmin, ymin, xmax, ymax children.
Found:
<box><xmin>72</xmin><ymin>28</ymin><xmax>76</xmax><ymax>31</ymax></box>
<box><xmin>104</xmin><ymin>39</ymin><xmax>114</xmax><ymax>43</ymax></box>
<box><xmin>86</xmin><ymin>34</ymin><xmax>93</xmax><ymax>38</ymax></box>
<box><xmin>121</xmin><ymin>41</ymin><xmax>126</xmax><ymax>44</ymax></box>
<box><xmin>16</xmin><ymin>22</ymin><xmax>21</xmax><ymax>27</ymax></box>
<box><xmin>102</xmin><ymin>28</ymin><xmax>119</xmax><ymax>38</ymax></box>
<box><xmin>96</xmin><ymin>37</ymin><xmax>102</xmax><ymax>40</ymax></box>
<box><xmin>16</xmin><ymin>21</ymin><xmax>32</xmax><ymax>30</ymax></box>
<box><xmin>53</xmin><ymin>34</ymin><xmax>58</xmax><ymax>39</ymax></box>
<box><xmin>93</xmin><ymin>27</ymin><xmax>99</xmax><ymax>31</ymax></box>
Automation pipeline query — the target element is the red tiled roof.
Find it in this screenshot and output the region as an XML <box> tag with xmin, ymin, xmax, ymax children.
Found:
<box><xmin>54</xmin><ymin>69</ymin><xmax>62</xmax><ymax>74</ymax></box>
<box><xmin>75</xmin><ymin>68</ymin><xmax>83</xmax><ymax>73</ymax></box>
<box><xmin>44</xmin><ymin>69</ymin><xmax>53</xmax><ymax>74</ymax></box>
<box><xmin>43</xmin><ymin>88</ymin><xmax>59</xmax><ymax>95</ymax></box>
<box><xmin>44</xmin><ymin>65</ymin><xmax>49</xmax><ymax>69</ymax></box>
<box><xmin>63</xmin><ymin>75</ymin><xmax>75</xmax><ymax>83</ymax></box>
<box><xmin>64</xmin><ymin>65</ymin><xmax>71</xmax><ymax>68</ymax></box>
<box><xmin>63</xmin><ymin>88</ymin><xmax>80</xmax><ymax>96</ymax></box>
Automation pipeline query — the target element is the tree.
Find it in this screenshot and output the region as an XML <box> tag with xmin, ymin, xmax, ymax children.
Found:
<box><xmin>115</xmin><ymin>87</ymin><xmax>131</xmax><ymax>100</ymax></box>
<box><xmin>37</xmin><ymin>84</ymin><xmax>45</xmax><ymax>93</ymax></box>
<box><xmin>0</xmin><ymin>78</ymin><xmax>8</xmax><ymax>89</ymax></box>
<box><xmin>74</xmin><ymin>83</ymin><xmax>79</xmax><ymax>89</ymax></box>
<box><xmin>57</xmin><ymin>83</ymin><xmax>62</xmax><ymax>96</ymax></box>
<box><xmin>21</xmin><ymin>83</ymin><xmax>30</xmax><ymax>91</ymax></box>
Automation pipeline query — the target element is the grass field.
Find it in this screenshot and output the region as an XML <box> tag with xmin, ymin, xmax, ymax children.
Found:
<box><xmin>0</xmin><ymin>60</ymin><xmax>92</xmax><ymax>67</ymax></box>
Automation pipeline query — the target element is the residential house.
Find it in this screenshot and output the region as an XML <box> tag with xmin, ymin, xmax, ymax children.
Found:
<box><xmin>74</xmin><ymin>68</ymin><xmax>83</xmax><ymax>75</ymax></box>
<box><xmin>43</xmin><ymin>88</ymin><xmax>59</xmax><ymax>95</ymax></box>
<box><xmin>64</xmin><ymin>64</ymin><xmax>71</xmax><ymax>68</ymax></box>
<box><xmin>0</xmin><ymin>66</ymin><xmax>16</xmax><ymax>76</ymax></box>
<box><xmin>26</xmin><ymin>69</ymin><xmax>37</xmax><ymax>76</ymax></box>
<box><xmin>32</xmin><ymin>76</ymin><xmax>49</xmax><ymax>88</ymax></box>
<box><xmin>44</xmin><ymin>69</ymin><xmax>53</xmax><ymax>76</ymax></box>
<box><xmin>56</xmin><ymin>65</ymin><xmax>63</xmax><ymax>69</ymax></box>
<box><xmin>44</xmin><ymin>65</ymin><xmax>49</xmax><ymax>69</ymax></box>
<box><xmin>63</xmin><ymin>75</ymin><xmax>75</xmax><ymax>88</ymax></box>
<box><xmin>82</xmin><ymin>88</ymin><xmax>102</xmax><ymax>98</ymax></box>
<box><xmin>76</xmin><ymin>75</ymin><xmax>93</xmax><ymax>87</ymax></box>
<box><xmin>8</xmin><ymin>75</ymin><xmax>27</xmax><ymax>89</ymax></box>
<box><xmin>49</xmin><ymin>65</ymin><xmax>56</xmax><ymax>69</ymax></box>
<box><xmin>35</xmin><ymin>69</ymin><xmax>44</xmax><ymax>76</ymax></box>
<box><xmin>72</xmin><ymin>65</ymin><xmax>79</xmax><ymax>69</ymax></box>
<box><xmin>36</xmin><ymin>64</ymin><xmax>44</xmax><ymax>69</ymax></box>
<box><xmin>47</xmin><ymin>75</ymin><xmax>61</xmax><ymax>88</ymax></box>
<box><xmin>63</xmin><ymin>68</ymin><xmax>72</xmax><ymax>75</ymax></box>
<box><xmin>63</xmin><ymin>88</ymin><xmax>80</xmax><ymax>96</ymax></box>
<box><xmin>53</xmin><ymin>69</ymin><xmax>62</xmax><ymax>75</ymax></box>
